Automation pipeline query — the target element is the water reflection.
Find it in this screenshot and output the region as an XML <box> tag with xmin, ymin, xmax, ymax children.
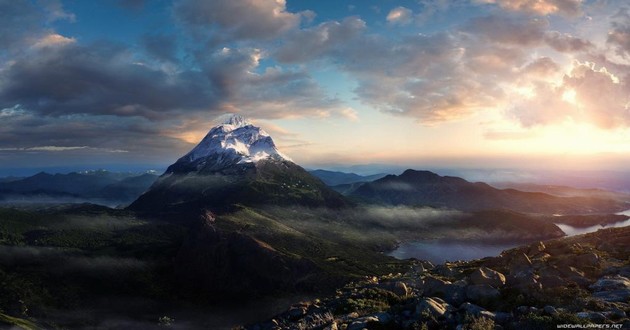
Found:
<box><xmin>555</xmin><ymin>218</ymin><xmax>630</xmax><ymax>236</ymax></box>
<box><xmin>387</xmin><ymin>241</ymin><xmax>516</xmax><ymax>264</ymax></box>
<box><xmin>388</xmin><ymin>209</ymin><xmax>630</xmax><ymax>263</ymax></box>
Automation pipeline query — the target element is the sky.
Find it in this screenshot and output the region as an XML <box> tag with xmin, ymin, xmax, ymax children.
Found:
<box><xmin>1</xmin><ymin>0</ymin><xmax>630</xmax><ymax>175</ymax></box>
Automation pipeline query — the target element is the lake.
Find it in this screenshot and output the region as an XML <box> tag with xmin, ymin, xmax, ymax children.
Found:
<box><xmin>387</xmin><ymin>209</ymin><xmax>630</xmax><ymax>263</ymax></box>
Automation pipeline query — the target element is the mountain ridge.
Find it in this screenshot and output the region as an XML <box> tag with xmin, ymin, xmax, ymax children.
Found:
<box><xmin>350</xmin><ymin>169</ymin><xmax>629</xmax><ymax>214</ymax></box>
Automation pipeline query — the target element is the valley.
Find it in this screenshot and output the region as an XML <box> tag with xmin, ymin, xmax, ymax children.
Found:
<box><xmin>0</xmin><ymin>115</ymin><xmax>628</xmax><ymax>329</ymax></box>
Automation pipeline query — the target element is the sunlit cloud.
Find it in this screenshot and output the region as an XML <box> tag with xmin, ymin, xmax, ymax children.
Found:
<box><xmin>476</xmin><ymin>0</ymin><xmax>583</xmax><ymax>17</ymax></box>
<box><xmin>386</xmin><ymin>6</ymin><xmax>413</xmax><ymax>25</ymax></box>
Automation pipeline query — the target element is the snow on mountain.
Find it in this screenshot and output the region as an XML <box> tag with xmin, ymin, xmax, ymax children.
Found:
<box><xmin>175</xmin><ymin>114</ymin><xmax>291</xmax><ymax>169</ymax></box>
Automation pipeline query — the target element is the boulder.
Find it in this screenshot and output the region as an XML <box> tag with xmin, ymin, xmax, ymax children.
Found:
<box><xmin>469</xmin><ymin>267</ymin><xmax>506</xmax><ymax>287</ymax></box>
<box><xmin>465</xmin><ymin>284</ymin><xmax>500</xmax><ymax>302</ymax></box>
<box><xmin>416</xmin><ymin>297</ymin><xmax>450</xmax><ymax>318</ymax></box>
<box><xmin>441</xmin><ymin>281</ymin><xmax>467</xmax><ymax>305</ymax></box>
<box><xmin>422</xmin><ymin>275</ymin><xmax>451</xmax><ymax>296</ymax></box>
<box><xmin>543</xmin><ymin>306</ymin><xmax>558</xmax><ymax>316</ymax></box>
<box><xmin>347</xmin><ymin>316</ymin><xmax>379</xmax><ymax>330</ymax></box>
<box><xmin>590</xmin><ymin>275</ymin><xmax>630</xmax><ymax>302</ymax></box>
<box><xmin>575</xmin><ymin>253</ymin><xmax>600</xmax><ymax>267</ymax></box>
<box><xmin>527</xmin><ymin>241</ymin><xmax>546</xmax><ymax>256</ymax></box>
<box><xmin>576</xmin><ymin>312</ymin><xmax>607</xmax><ymax>323</ymax></box>
<box><xmin>538</xmin><ymin>275</ymin><xmax>565</xmax><ymax>289</ymax></box>
<box><xmin>590</xmin><ymin>275</ymin><xmax>630</xmax><ymax>291</ymax></box>
<box><xmin>434</xmin><ymin>264</ymin><xmax>462</xmax><ymax>277</ymax></box>
<box><xmin>378</xmin><ymin>281</ymin><xmax>410</xmax><ymax>297</ymax></box>
<box><xmin>509</xmin><ymin>253</ymin><xmax>533</xmax><ymax>275</ymax></box>
<box><xmin>460</xmin><ymin>302</ymin><xmax>486</xmax><ymax>316</ymax></box>
<box><xmin>507</xmin><ymin>272</ymin><xmax>542</xmax><ymax>292</ymax></box>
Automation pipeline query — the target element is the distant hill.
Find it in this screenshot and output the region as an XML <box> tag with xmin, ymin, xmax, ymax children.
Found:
<box><xmin>350</xmin><ymin>169</ymin><xmax>629</xmax><ymax>214</ymax></box>
<box><xmin>0</xmin><ymin>170</ymin><xmax>158</xmax><ymax>206</ymax></box>
<box><xmin>308</xmin><ymin>169</ymin><xmax>387</xmax><ymax>186</ymax></box>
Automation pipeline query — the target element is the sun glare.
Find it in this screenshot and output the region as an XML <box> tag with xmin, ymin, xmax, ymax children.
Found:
<box><xmin>561</xmin><ymin>89</ymin><xmax>577</xmax><ymax>105</ymax></box>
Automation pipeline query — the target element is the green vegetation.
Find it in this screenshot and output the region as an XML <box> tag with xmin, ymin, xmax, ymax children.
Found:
<box><xmin>0</xmin><ymin>206</ymin><xmax>187</xmax><ymax>328</ymax></box>
<box><xmin>0</xmin><ymin>312</ymin><xmax>39</xmax><ymax>330</ymax></box>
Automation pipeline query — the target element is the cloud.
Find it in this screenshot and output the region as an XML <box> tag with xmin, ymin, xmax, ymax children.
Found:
<box><xmin>387</xmin><ymin>6</ymin><xmax>414</xmax><ymax>25</ymax></box>
<box><xmin>141</xmin><ymin>34</ymin><xmax>178</xmax><ymax>62</ymax></box>
<box><xmin>198</xmin><ymin>47</ymin><xmax>350</xmax><ymax>120</ymax></box>
<box><xmin>274</xmin><ymin>17</ymin><xmax>366</xmax><ymax>63</ymax></box>
<box><xmin>31</xmin><ymin>33</ymin><xmax>76</xmax><ymax>49</ymax></box>
<box><xmin>174</xmin><ymin>0</ymin><xmax>304</xmax><ymax>41</ymax></box>
<box><xmin>608</xmin><ymin>8</ymin><xmax>630</xmax><ymax>58</ymax></box>
<box><xmin>0</xmin><ymin>0</ymin><xmax>45</xmax><ymax>52</ymax></box>
<box><xmin>521</xmin><ymin>57</ymin><xmax>561</xmax><ymax>77</ymax></box>
<box><xmin>0</xmin><ymin>41</ymin><xmax>218</xmax><ymax>119</ymax></box>
<box><xmin>509</xmin><ymin>61</ymin><xmax>630</xmax><ymax>129</ymax></box>
<box><xmin>464</xmin><ymin>15</ymin><xmax>547</xmax><ymax>46</ymax></box>
<box><xmin>563</xmin><ymin>61</ymin><xmax>629</xmax><ymax>129</ymax></box>
<box><xmin>477</xmin><ymin>0</ymin><xmax>583</xmax><ymax>17</ymax></box>
<box><xmin>543</xmin><ymin>31</ymin><xmax>593</xmax><ymax>53</ymax></box>
<box><xmin>39</xmin><ymin>0</ymin><xmax>75</xmax><ymax>22</ymax></box>
<box><xmin>0</xmin><ymin>146</ymin><xmax>128</xmax><ymax>153</ymax></box>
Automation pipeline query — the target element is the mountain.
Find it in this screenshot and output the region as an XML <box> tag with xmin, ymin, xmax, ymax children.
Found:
<box><xmin>350</xmin><ymin>169</ymin><xmax>629</xmax><ymax>214</ymax></box>
<box><xmin>308</xmin><ymin>169</ymin><xmax>387</xmax><ymax>186</ymax></box>
<box><xmin>129</xmin><ymin>114</ymin><xmax>347</xmax><ymax>216</ymax></box>
<box><xmin>491</xmin><ymin>182</ymin><xmax>630</xmax><ymax>202</ymax></box>
<box><xmin>0</xmin><ymin>170</ymin><xmax>158</xmax><ymax>206</ymax></box>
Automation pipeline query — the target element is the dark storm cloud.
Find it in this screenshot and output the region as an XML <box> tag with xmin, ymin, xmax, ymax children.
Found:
<box><xmin>0</xmin><ymin>108</ymin><xmax>193</xmax><ymax>163</ymax></box>
<box><xmin>141</xmin><ymin>34</ymin><xmax>179</xmax><ymax>62</ymax></box>
<box><xmin>0</xmin><ymin>42</ymin><xmax>216</xmax><ymax>119</ymax></box>
<box><xmin>0</xmin><ymin>0</ymin><xmax>44</xmax><ymax>52</ymax></box>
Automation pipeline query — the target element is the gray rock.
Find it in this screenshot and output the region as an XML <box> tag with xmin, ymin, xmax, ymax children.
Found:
<box><xmin>543</xmin><ymin>306</ymin><xmax>558</xmax><ymax>316</ymax></box>
<box><xmin>590</xmin><ymin>275</ymin><xmax>630</xmax><ymax>291</ymax></box>
<box><xmin>460</xmin><ymin>302</ymin><xmax>486</xmax><ymax>316</ymax></box>
<box><xmin>378</xmin><ymin>281</ymin><xmax>410</xmax><ymax>297</ymax></box>
<box><xmin>465</xmin><ymin>284</ymin><xmax>500</xmax><ymax>302</ymax></box>
<box><xmin>422</xmin><ymin>275</ymin><xmax>451</xmax><ymax>296</ymax></box>
<box><xmin>372</xmin><ymin>312</ymin><xmax>391</xmax><ymax>323</ymax></box>
<box><xmin>528</xmin><ymin>241</ymin><xmax>546</xmax><ymax>256</ymax></box>
<box><xmin>538</xmin><ymin>275</ymin><xmax>565</xmax><ymax>289</ymax></box>
<box><xmin>494</xmin><ymin>312</ymin><xmax>512</xmax><ymax>323</ymax></box>
<box><xmin>507</xmin><ymin>272</ymin><xmax>542</xmax><ymax>292</ymax></box>
<box><xmin>575</xmin><ymin>253</ymin><xmax>599</xmax><ymax>267</ymax></box>
<box><xmin>608</xmin><ymin>308</ymin><xmax>627</xmax><ymax>320</ymax></box>
<box><xmin>416</xmin><ymin>297</ymin><xmax>450</xmax><ymax>318</ymax></box>
<box><xmin>442</xmin><ymin>282</ymin><xmax>467</xmax><ymax>305</ymax></box>
<box><xmin>593</xmin><ymin>289</ymin><xmax>630</xmax><ymax>302</ymax></box>
<box><xmin>516</xmin><ymin>306</ymin><xmax>538</xmax><ymax>315</ymax></box>
<box><xmin>576</xmin><ymin>312</ymin><xmax>607</xmax><ymax>323</ymax></box>
<box><xmin>323</xmin><ymin>322</ymin><xmax>338</xmax><ymax>330</ymax></box>
<box><xmin>478</xmin><ymin>310</ymin><xmax>496</xmax><ymax>320</ymax></box>
<box><xmin>509</xmin><ymin>253</ymin><xmax>533</xmax><ymax>276</ymax></box>
<box><xmin>434</xmin><ymin>264</ymin><xmax>462</xmax><ymax>277</ymax></box>
<box><xmin>347</xmin><ymin>316</ymin><xmax>379</xmax><ymax>330</ymax></box>
<box><xmin>590</xmin><ymin>275</ymin><xmax>630</xmax><ymax>302</ymax></box>
<box><xmin>469</xmin><ymin>267</ymin><xmax>506</xmax><ymax>288</ymax></box>
<box><xmin>287</xmin><ymin>307</ymin><xmax>306</xmax><ymax>319</ymax></box>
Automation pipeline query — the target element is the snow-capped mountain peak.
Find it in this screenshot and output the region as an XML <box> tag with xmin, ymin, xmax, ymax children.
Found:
<box><xmin>171</xmin><ymin>114</ymin><xmax>291</xmax><ymax>172</ymax></box>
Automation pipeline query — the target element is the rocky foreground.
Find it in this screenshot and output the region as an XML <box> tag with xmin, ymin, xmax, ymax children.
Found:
<box><xmin>243</xmin><ymin>226</ymin><xmax>630</xmax><ymax>330</ymax></box>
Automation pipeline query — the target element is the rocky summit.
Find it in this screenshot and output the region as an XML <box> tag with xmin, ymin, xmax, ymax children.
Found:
<box><xmin>244</xmin><ymin>226</ymin><xmax>630</xmax><ymax>330</ymax></box>
<box><xmin>128</xmin><ymin>114</ymin><xmax>347</xmax><ymax>216</ymax></box>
